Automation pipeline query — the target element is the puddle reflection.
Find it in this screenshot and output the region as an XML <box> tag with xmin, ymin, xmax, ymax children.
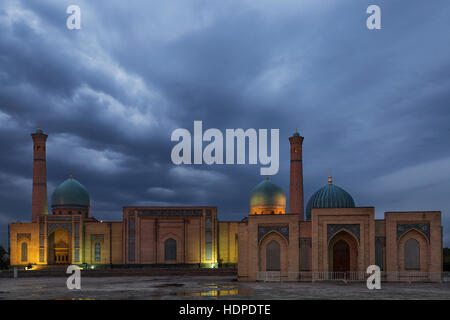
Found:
<box><xmin>176</xmin><ymin>286</ymin><xmax>255</xmax><ymax>297</ymax></box>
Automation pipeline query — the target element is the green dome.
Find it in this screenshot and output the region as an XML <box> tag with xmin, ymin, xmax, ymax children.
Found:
<box><xmin>305</xmin><ymin>183</ymin><xmax>355</xmax><ymax>220</ymax></box>
<box><xmin>250</xmin><ymin>179</ymin><xmax>286</xmax><ymax>209</ymax></box>
<box><xmin>51</xmin><ymin>177</ymin><xmax>90</xmax><ymax>208</ymax></box>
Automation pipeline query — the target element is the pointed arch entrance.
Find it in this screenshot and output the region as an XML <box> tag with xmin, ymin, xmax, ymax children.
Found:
<box><xmin>328</xmin><ymin>230</ymin><xmax>359</xmax><ymax>273</ymax></box>
<box><xmin>266</xmin><ymin>240</ymin><xmax>281</xmax><ymax>271</ymax></box>
<box><xmin>258</xmin><ymin>231</ymin><xmax>288</xmax><ymax>273</ymax></box>
<box><xmin>47</xmin><ymin>228</ymin><xmax>71</xmax><ymax>264</ymax></box>
<box><xmin>333</xmin><ymin>240</ymin><xmax>350</xmax><ymax>272</ymax></box>
<box><xmin>398</xmin><ymin>229</ymin><xmax>429</xmax><ymax>272</ymax></box>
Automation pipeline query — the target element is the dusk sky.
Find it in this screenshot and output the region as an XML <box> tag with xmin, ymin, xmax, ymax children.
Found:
<box><xmin>1</xmin><ymin>0</ymin><xmax>449</xmax><ymax>248</ymax></box>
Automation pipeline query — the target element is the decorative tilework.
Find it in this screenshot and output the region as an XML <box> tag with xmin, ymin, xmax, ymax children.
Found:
<box><xmin>39</xmin><ymin>249</ymin><xmax>45</xmax><ymax>262</ymax></box>
<box><xmin>128</xmin><ymin>218</ymin><xmax>135</xmax><ymax>261</ymax></box>
<box><xmin>74</xmin><ymin>223</ymin><xmax>80</xmax><ymax>249</ymax></box>
<box><xmin>39</xmin><ymin>222</ymin><xmax>45</xmax><ymax>249</ymax></box>
<box><xmin>205</xmin><ymin>216</ymin><xmax>212</xmax><ymax>260</ymax></box>
<box><xmin>258</xmin><ymin>226</ymin><xmax>289</xmax><ymax>243</ymax></box>
<box><xmin>138</xmin><ymin>209</ymin><xmax>202</xmax><ymax>216</ymax></box>
<box><xmin>17</xmin><ymin>233</ymin><xmax>31</xmax><ymax>241</ymax></box>
<box><xmin>327</xmin><ymin>224</ymin><xmax>360</xmax><ymax>242</ymax></box>
<box><xmin>47</xmin><ymin>223</ymin><xmax>72</xmax><ymax>235</ymax></box>
<box><xmin>47</xmin><ymin>216</ymin><xmax>73</xmax><ymax>221</ymax></box>
<box><xmin>397</xmin><ymin>223</ymin><xmax>430</xmax><ymax>240</ymax></box>
<box><xmin>91</xmin><ymin>234</ymin><xmax>104</xmax><ymax>241</ymax></box>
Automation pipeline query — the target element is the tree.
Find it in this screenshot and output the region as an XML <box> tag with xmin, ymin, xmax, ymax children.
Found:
<box><xmin>444</xmin><ymin>248</ymin><xmax>450</xmax><ymax>271</ymax></box>
<box><xmin>0</xmin><ymin>245</ymin><xmax>9</xmax><ymax>269</ymax></box>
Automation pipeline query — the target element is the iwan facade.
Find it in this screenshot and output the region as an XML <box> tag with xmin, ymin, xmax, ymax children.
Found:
<box><xmin>9</xmin><ymin>127</ymin><xmax>237</xmax><ymax>267</ymax></box>
<box><xmin>9</xmin><ymin>128</ymin><xmax>443</xmax><ymax>281</ymax></box>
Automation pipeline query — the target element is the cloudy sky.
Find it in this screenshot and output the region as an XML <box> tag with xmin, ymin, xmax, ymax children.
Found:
<box><xmin>0</xmin><ymin>0</ymin><xmax>449</xmax><ymax>248</ymax></box>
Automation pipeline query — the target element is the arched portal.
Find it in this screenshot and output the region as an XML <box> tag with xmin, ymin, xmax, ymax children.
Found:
<box><xmin>164</xmin><ymin>238</ymin><xmax>177</xmax><ymax>261</ymax></box>
<box><xmin>258</xmin><ymin>231</ymin><xmax>288</xmax><ymax>273</ymax></box>
<box><xmin>398</xmin><ymin>229</ymin><xmax>428</xmax><ymax>272</ymax></box>
<box><xmin>328</xmin><ymin>230</ymin><xmax>359</xmax><ymax>273</ymax></box>
<box><xmin>333</xmin><ymin>240</ymin><xmax>349</xmax><ymax>272</ymax></box>
<box><xmin>21</xmin><ymin>242</ymin><xmax>28</xmax><ymax>262</ymax></box>
<box><xmin>266</xmin><ymin>240</ymin><xmax>281</xmax><ymax>271</ymax></box>
<box><xmin>404</xmin><ymin>238</ymin><xmax>419</xmax><ymax>270</ymax></box>
<box><xmin>47</xmin><ymin>228</ymin><xmax>71</xmax><ymax>264</ymax></box>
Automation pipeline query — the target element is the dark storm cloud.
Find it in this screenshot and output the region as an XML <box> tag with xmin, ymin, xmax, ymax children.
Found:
<box><xmin>0</xmin><ymin>0</ymin><xmax>450</xmax><ymax>248</ymax></box>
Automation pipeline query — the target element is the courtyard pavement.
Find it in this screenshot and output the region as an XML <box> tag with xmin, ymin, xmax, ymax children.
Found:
<box><xmin>1</xmin><ymin>275</ymin><xmax>450</xmax><ymax>299</ymax></box>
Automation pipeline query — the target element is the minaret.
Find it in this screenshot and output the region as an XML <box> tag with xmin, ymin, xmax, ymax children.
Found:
<box><xmin>31</xmin><ymin>125</ymin><xmax>48</xmax><ymax>222</ymax></box>
<box><xmin>289</xmin><ymin>129</ymin><xmax>304</xmax><ymax>220</ymax></box>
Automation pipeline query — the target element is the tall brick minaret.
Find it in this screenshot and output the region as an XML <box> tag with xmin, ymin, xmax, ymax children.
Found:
<box><xmin>289</xmin><ymin>129</ymin><xmax>304</xmax><ymax>220</ymax></box>
<box><xmin>31</xmin><ymin>126</ymin><xmax>48</xmax><ymax>222</ymax></box>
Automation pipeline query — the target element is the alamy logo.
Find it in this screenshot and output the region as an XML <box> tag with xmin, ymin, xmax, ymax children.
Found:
<box><xmin>66</xmin><ymin>265</ymin><xmax>81</xmax><ymax>290</ymax></box>
<box><xmin>366</xmin><ymin>265</ymin><xmax>381</xmax><ymax>290</ymax></box>
<box><xmin>171</xmin><ymin>121</ymin><xmax>279</xmax><ymax>175</ymax></box>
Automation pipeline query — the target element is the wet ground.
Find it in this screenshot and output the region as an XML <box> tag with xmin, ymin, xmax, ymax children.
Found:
<box><xmin>0</xmin><ymin>276</ymin><xmax>449</xmax><ymax>299</ymax></box>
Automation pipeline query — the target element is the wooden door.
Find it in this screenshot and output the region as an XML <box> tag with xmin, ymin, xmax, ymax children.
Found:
<box><xmin>333</xmin><ymin>240</ymin><xmax>350</xmax><ymax>272</ymax></box>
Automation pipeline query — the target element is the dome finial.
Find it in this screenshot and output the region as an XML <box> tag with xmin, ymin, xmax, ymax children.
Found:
<box><xmin>35</xmin><ymin>123</ymin><xmax>43</xmax><ymax>134</ymax></box>
<box><xmin>328</xmin><ymin>169</ymin><xmax>332</xmax><ymax>185</ymax></box>
<box><xmin>69</xmin><ymin>172</ymin><xmax>73</xmax><ymax>179</ymax></box>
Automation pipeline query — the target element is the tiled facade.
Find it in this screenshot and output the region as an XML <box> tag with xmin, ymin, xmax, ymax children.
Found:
<box><xmin>8</xmin><ymin>129</ymin><xmax>443</xmax><ymax>282</ymax></box>
<box><xmin>237</xmin><ymin>132</ymin><xmax>443</xmax><ymax>281</ymax></box>
<box><xmin>9</xmin><ymin>129</ymin><xmax>238</xmax><ymax>267</ymax></box>
<box><xmin>10</xmin><ymin>206</ymin><xmax>238</xmax><ymax>267</ymax></box>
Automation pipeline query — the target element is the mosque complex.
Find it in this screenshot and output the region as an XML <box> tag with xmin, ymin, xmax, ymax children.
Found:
<box><xmin>8</xmin><ymin>127</ymin><xmax>443</xmax><ymax>281</ymax></box>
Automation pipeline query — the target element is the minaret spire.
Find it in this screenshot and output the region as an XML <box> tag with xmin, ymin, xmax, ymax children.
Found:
<box><xmin>289</xmin><ymin>129</ymin><xmax>305</xmax><ymax>220</ymax></box>
<box><xmin>31</xmin><ymin>126</ymin><xmax>48</xmax><ymax>222</ymax></box>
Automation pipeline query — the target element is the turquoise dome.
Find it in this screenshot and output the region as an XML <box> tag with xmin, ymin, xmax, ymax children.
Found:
<box><xmin>250</xmin><ymin>179</ymin><xmax>286</xmax><ymax>209</ymax></box>
<box><xmin>305</xmin><ymin>183</ymin><xmax>355</xmax><ymax>220</ymax></box>
<box><xmin>51</xmin><ymin>177</ymin><xmax>90</xmax><ymax>208</ymax></box>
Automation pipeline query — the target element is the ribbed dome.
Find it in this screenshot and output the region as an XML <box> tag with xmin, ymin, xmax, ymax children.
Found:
<box><xmin>305</xmin><ymin>183</ymin><xmax>355</xmax><ymax>220</ymax></box>
<box><xmin>250</xmin><ymin>179</ymin><xmax>286</xmax><ymax>209</ymax></box>
<box><xmin>51</xmin><ymin>177</ymin><xmax>90</xmax><ymax>208</ymax></box>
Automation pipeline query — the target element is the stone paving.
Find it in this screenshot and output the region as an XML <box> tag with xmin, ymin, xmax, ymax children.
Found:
<box><xmin>0</xmin><ymin>275</ymin><xmax>449</xmax><ymax>300</ymax></box>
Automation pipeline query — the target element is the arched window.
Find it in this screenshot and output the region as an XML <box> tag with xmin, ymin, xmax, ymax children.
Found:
<box><xmin>94</xmin><ymin>242</ymin><xmax>101</xmax><ymax>262</ymax></box>
<box><xmin>266</xmin><ymin>240</ymin><xmax>280</xmax><ymax>271</ymax></box>
<box><xmin>21</xmin><ymin>242</ymin><xmax>28</xmax><ymax>262</ymax></box>
<box><xmin>164</xmin><ymin>238</ymin><xmax>177</xmax><ymax>261</ymax></box>
<box><xmin>404</xmin><ymin>238</ymin><xmax>420</xmax><ymax>270</ymax></box>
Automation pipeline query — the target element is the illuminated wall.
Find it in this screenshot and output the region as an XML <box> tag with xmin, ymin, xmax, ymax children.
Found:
<box><xmin>122</xmin><ymin>206</ymin><xmax>219</xmax><ymax>265</ymax></box>
<box><xmin>218</xmin><ymin>222</ymin><xmax>238</xmax><ymax>264</ymax></box>
<box><xmin>9</xmin><ymin>223</ymin><xmax>39</xmax><ymax>266</ymax></box>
